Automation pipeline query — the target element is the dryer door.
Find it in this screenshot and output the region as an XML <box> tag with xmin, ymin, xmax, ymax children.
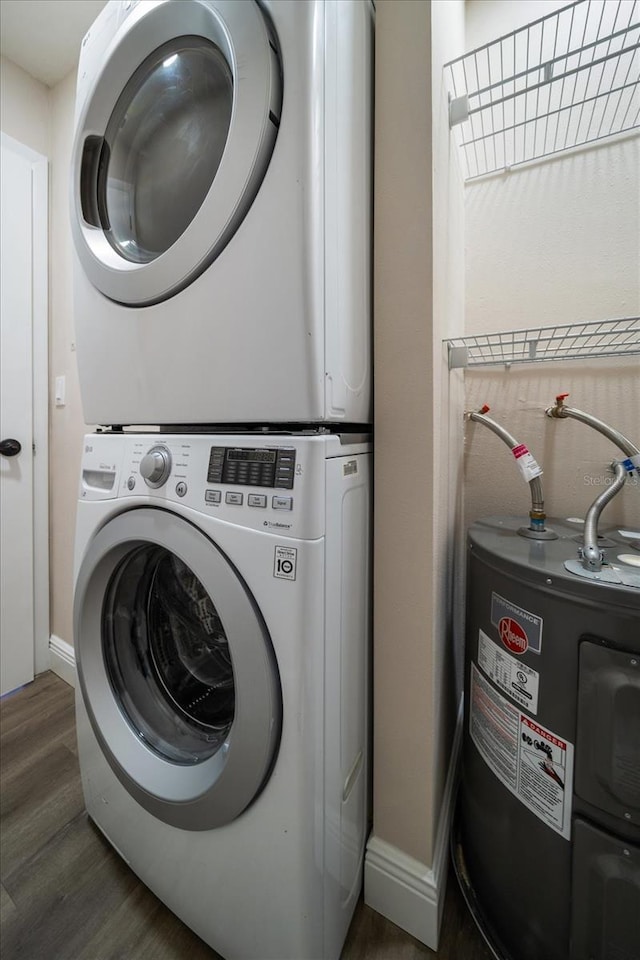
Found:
<box><xmin>74</xmin><ymin>508</ymin><xmax>282</xmax><ymax>830</ymax></box>
<box><xmin>71</xmin><ymin>0</ymin><xmax>281</xmax><ymax>306</ymax></box>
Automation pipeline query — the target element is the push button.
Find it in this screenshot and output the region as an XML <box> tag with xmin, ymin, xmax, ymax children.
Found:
<box><xmin>248</xmin><ymin>494</ymin><xmax>267</xmax><ymax>508</ymax></box>
<box><xmin>272</xmin><ymin>496</ymin><xmax>293</xmax><ymax>511</ymax></box>
<box><xmin>225</xmin><ymin>492</ymin><xmax>243</xmax><ymax>505</ymax></box>
<box><xmin>127</xmin><ymin>476</ymin><xmax>136</xmax><ymax>491</ymax></box>
<box><xmin>205</xmin><ymin>490</ymin><xmax>221</xmax><ymax>504</ymax></box>
<box><xmin>207</xmin><ymin>447</ymin><xmax>225</xmax><ymax>484</ymax></box>
<box><xmin>274</xmin><ymin>450</ymin><xmax>296</xmax><ymax>489</ymax></box>
<box><xmin>175</xmin><ymin>482</ymin><xmax>187</xmax><ymax>498</ymax></box>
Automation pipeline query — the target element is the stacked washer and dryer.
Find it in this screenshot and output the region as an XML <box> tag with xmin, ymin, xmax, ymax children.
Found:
<box><xmin>69</xmin><ymin>3</ymin><xmax>373</xmax><ymax>959</ymax></box>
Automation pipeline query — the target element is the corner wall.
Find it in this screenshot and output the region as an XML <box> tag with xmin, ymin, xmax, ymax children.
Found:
<box><xmin>49</xmin><ymin>69</ymin><xmax>88</xmax><ymax>651</ymax></box>
<box><xmin>462</xmin><ymin>0</ymin><xmax>640</xmax><ymax>529</ymax></box>
<box><xmin>0</xmin><ymin>56</ymin><xmax>50</xmax><ymax>157</ymax></box>
<box><xmin>464</xmin><ymin>133</ymin><xmax>640</xmax><ymax>529</ymax></box>
<box><xmin>365</xmin><ymin>0</ymin><xmax>466</xmax><ymax>948</ymax></box>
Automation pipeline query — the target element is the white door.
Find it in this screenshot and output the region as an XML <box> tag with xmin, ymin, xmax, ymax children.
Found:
<box><xmin>0</xmin><ymin>136</ymin><xmax>48</xmax><ymax>696</ymax></box>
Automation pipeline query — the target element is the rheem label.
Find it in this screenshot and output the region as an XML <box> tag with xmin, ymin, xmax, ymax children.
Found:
<box><xmin>491</xmin><ymin>592</ymin><xmax>543</xmax><ymax>654</ymax></box>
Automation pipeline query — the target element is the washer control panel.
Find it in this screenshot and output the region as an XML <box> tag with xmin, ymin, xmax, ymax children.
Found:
<box><xmin>80</xmin><ymin>432</ymin><xmax>370</xmax><ymax>541</ymax></box>
<box><xmin>207</xmin><ymin>446</ymin><xmax>295</xmax><ymax>490</ymax></box>
<box><xmin>119</xmin><ymin>437</ymin><xmax>303</xmax><ymax>533</ymax></box>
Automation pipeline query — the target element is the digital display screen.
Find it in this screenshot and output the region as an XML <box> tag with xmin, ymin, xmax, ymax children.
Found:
<box><xmin>227</xmin><ymin>449</ymin><xmax>277</xmax><ymax>463</ymax></box>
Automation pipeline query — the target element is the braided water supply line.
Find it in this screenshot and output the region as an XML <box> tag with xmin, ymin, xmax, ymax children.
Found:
<box><xmin>465</xmin><ymin>405</ymin><xmax>556</xmax><ymax>540</ymax></box>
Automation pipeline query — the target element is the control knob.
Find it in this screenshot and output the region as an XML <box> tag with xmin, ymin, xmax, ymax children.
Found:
<box><xmin>140</xmin><ymin>445</ymin><xmax>172</xmax><ymax>488</ymax></box>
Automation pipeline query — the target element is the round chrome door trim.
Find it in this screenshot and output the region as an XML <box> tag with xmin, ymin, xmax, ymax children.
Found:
<box><xmin>74</xmin><ymin>507</ymin><xmax>282</xmax><ymax>830</ymax></box>
<box><xmin>70</xmin><ymin>0</ymin><xmax>281</xmax><ymax>306</ymax></box>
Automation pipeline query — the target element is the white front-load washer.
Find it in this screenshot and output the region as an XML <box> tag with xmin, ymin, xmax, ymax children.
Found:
<box><xmin>70</xmin><ymin>0</ymin><xmax>373</xmax><ymax>427</ymax></box>
<box><xmin>73</xmin><ymin>430</ymin><xmax>371</xmax><ymax>959</ymax></box>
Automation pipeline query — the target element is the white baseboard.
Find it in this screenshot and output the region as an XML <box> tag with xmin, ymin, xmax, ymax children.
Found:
<box><xmin>364</xmin><ymin>698</ymin><xmax>463</xmax><ymax>949</ymax></box>
<box><xmin>49</xmin><ymin>634</ymin><xmax>76</xmax><ymax>688</ymax></box>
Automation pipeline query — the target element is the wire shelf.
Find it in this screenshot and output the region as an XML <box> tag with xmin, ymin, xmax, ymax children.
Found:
<box><xmin>445</xmin><ymin>0</ymin><xmax>640</xmax><ymax>180</ymax></box>
<box><xmin>446</xmin><ymin>316</ymin><xmax>640</xmax><ymax>368</ymax></box>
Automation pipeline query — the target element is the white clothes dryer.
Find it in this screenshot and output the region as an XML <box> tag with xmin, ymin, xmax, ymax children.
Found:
<box><xmin>73</xmin><ymin>430</ymin><xmax>371</xmax><ymax>960</ymax></box>
<box><xmin>70</xmin><ymin>0</ymin><xmax>373</xmax><ymax>427</ymax></box>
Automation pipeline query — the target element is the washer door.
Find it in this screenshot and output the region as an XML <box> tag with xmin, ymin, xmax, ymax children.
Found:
<box><xmin>74</xmin><ymin>508</ymin><xmax>281</xmax><ymax>830</ymax></box>
<box><xmin>71</xmin><ymin>0</ymin><xmax>281</xmax><ymax>306</ymax></box>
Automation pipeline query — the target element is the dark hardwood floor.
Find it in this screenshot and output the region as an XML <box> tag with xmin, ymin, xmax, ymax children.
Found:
<box><xmin>1</xmin><ymin>673</ymin><xmax>492</xmax><ymax>960</ymax></box>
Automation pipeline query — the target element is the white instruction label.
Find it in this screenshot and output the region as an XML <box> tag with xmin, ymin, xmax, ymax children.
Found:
<box><xmin>512</xmin><ymin>443</ymin><xmax>543</xmax><ymax>482</ymax></box>
<box><xmin>273</xmin><ymin>546</ymin><xmax>297</xmax><ymax>581</ymax></box>
<box><xmin>470</xmin><ymin>664</ymin><xmax>573</xmax><ymax>839</ymax></box>
<box><xmin>478</xmin><ymin>629</ymin><xmax>540</xmax><ymax>714</ymax></box>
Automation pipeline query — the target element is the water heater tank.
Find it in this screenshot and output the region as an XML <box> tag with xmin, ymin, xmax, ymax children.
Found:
<box><xmin>458</xmin><ymin>516</ymin><xmax>640</xmax><ymax>960</ymax></box>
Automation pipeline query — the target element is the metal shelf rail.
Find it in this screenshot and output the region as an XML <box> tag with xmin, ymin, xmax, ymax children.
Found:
<box><xmin>446</xmin><ymin>316</ymin><xmax>640</xmax><ymax>369</ymax></box>
<box><xmin>445</xmin><ymin>0</ymin><xmax>639</xmax><ymax>180</ymax></box>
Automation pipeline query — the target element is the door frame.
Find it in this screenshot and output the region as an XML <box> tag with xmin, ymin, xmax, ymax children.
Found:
<box><xmin>0</xmin><ymin>133</ymin><xmax>49</xmax><ymax>677</ymax></box>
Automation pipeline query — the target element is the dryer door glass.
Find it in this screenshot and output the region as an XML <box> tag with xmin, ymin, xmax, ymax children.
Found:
<box><xmin>71</xmin><ymin>0</ymin><xmax>281</xmax><ymax>305</ymax></box>
<box><xmin>98</xmin><ymin>37</ymin><xmax>233</xmax><ymax>264</ymax></box>
<box><xmin>103</xmin><ymin>544</ymin><xmax>235</xmax><ymax>765</ymax></box>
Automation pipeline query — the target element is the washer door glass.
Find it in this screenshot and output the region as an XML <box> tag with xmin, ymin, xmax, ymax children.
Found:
<box><xmin>100</xmin><ymin>38</ymin><xmax>233</xmax><ymax>264</ymax></box>
<box><xmin>103</xmin><ymin>544</ymin><xmax>235</xmax><ymax>765</ymax></box>
<box><xmin>74</xmin><ymin>508</ymin><xmax>282</xmax><ymax>830</ymax></box>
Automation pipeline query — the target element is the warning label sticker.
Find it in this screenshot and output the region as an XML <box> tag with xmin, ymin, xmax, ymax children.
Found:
<box><xmin>478</xmin><ymin>629</ymin><xmax>539</xmax><ymax>714</ymax></box>
<box><xmin>512</xmin><ymin>443</ymin><xmax>544</xmax><ymax>483</ymax></box>
<box><xmin>470</xmin><ymin>664</ymin><xmax>573</xmax><ymax>839</ymax></box>
<box><xmin>491</xmin><ymin>592</ymin><xmax>543</xmax><ymax>655</ymax></box>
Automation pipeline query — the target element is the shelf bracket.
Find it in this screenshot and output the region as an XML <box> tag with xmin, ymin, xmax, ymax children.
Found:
<box><xmin>448</xmin><ymin>344</ymin><xmax>469</xmax><ymax>370</ymax></box>
<box><xmin>449</xmin><ymin>93</ymin><xmax>469</xmax><ymax>129</ymax></box>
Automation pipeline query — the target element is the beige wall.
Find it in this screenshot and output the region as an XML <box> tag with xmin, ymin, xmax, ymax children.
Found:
<box><xmin>371</xmin><ymin>0</ymin><xmax>465</xmax><ymax>872</ymax></box>
<box><xmin>465</xmin><ymin>0</ymin><xmax>567</xmax><ymax>49</ymax></box>
<box><xmin>463</xmin><ymin>0</ymin><xmax>639</xmax><ymax>529</ymax></box>
<box><xmin>464</xmin><ymin>358</ymin><xmax>640</xmax><ymax>523</ymax></box>
<box><xmin>0</xmin><ymin>56</ymin><xmax>50</xmax><ymax>157</ymax></box>
<box><xmin>463</xmin><ymin>126</ymin><xmax>640</xmax><ymax>530</ymax></box>
<box><xmin>372</xmin><ymin>0</ymin><xmax>434</xmax><ymax>864</ymax></box>
<box><xmin>49</xmin><ymin>70</ymin><xmax>88</xmax><ymax>646</ymax></box>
